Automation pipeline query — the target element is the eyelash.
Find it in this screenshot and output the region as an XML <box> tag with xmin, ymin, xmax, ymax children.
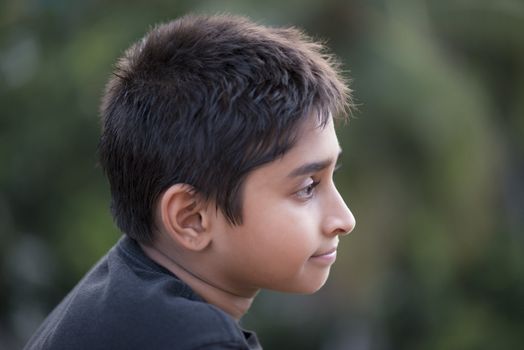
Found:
<box><xmin>294</xmin><ymin>163</ymin><xmax>342</xmax><ymax>201</ymax></box>
<box><xmin>295</xmin><ymin>180</ymin><xmax>321</xmax><ymax>200</ymax></box>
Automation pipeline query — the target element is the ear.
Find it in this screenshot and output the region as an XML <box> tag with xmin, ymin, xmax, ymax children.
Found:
<box><xmin>157</xmin><ymin>184</ymin><xmax>212</xmax><ymax>251</ymax></box>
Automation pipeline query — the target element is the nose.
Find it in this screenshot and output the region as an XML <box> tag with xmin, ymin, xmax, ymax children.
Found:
<box><xmin>322</xmin><ymin>186</ymin><xmax>356</xmax><ymax>237</ymax></box>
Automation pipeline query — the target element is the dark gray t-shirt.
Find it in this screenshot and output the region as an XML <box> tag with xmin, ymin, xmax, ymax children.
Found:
<box><xmin>24</xmin><ymin>236</ymin><xmax>261</xmax><ymax>350</ymax></box>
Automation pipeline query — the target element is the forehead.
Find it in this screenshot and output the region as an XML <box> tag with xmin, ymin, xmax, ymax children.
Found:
<box><xmin>289</xmin><ymin>116</ymin><xmax>339</xmax><ymax>156</ymax></box>
<box><xmin>247</xmin><ymin>116</ymin><xmax>340</xmax><ymax>185</ymax></box>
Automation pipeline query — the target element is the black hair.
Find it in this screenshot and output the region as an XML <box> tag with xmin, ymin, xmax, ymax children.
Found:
<box><xmin>98</xmin><ymin>14</ymin><xmax>351</xmax><ymax>242</ymax></box>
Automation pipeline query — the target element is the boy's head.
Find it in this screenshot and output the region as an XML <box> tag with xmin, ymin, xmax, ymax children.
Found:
<box><xmin>98</xmin><ymin>14</ymin><xmax>351</xmax><ymax>243</ymax></box>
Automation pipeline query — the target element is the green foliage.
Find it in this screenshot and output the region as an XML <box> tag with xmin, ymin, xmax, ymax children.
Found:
<box><xmin>1</xmin><ymin>0</ymin><xmax>523</xmax><ymax>348</ymax></box>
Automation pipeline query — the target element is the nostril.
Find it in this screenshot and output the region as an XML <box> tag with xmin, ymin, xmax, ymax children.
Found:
<box><xmin>326</xmin><ymin>215</ymin><xmax>355</xmax><ymax>237</ymax></box>
<box><xmin>336</xmin><ymin>228</ymin><xmax>349</xmax><ymax>236</ymax></box>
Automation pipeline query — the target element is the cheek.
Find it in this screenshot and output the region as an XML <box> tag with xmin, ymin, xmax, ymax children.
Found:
<box><xmin>246</xmin><ymin>202</ymin><xmax>318</xmax><ymax>260</ymax></box>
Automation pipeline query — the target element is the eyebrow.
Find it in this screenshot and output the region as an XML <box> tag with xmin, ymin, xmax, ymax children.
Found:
<box><xmin>287</xmin><ymin>150</ymin><xmax>342</xmax><ymax>178</ymax></box>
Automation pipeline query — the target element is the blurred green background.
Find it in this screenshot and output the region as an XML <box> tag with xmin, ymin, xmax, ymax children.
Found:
<box><xmin>1</xmin><ymin>0</ymin><xmax>523</xmax><ymax>349</ymax></box>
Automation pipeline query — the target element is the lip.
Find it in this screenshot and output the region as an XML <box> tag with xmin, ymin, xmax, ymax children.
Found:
<box><xmin>312</xmin><ymin>247</ymin><xmax>337</xmax><ymax>257</ymax></box>
<box><xmin>310</xmin><ymin>247</ymin><xmax>338</xmax><ymax>265</ymax></box>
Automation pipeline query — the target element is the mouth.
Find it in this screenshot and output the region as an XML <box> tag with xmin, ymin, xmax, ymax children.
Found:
<box><xmin>309</xmin><ymin>247</ymin><xmax>338</xmax><ymax>265</ymax></box>
<box><xmin>311</xmin><ymin>247</ymin><xmax>337</xmax><ymax>258</ymax></box>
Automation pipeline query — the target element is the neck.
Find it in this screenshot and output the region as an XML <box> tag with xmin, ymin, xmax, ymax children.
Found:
<box><xmin>139</xmin><ymin>242</ymin><xmax>256</xmax><ymax>321</ymax></box>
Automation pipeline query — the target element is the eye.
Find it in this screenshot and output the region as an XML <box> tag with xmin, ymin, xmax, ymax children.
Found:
<box><xmin>295</xmin><ymin>180</ymin><xmax>320</xmax><ymax>200</ymax></box>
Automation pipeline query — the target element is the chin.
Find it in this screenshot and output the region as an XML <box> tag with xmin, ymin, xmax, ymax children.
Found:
<box><xmin>302</xmin><ymin>278</ymin><xmax>329</xmax><ymax>294</ymax></box>
<box><xmin>297</xmin><ymin>284</ymin><xmax>325</xmax><ymax>295</ymax></box>
<box><xmin>276</xmin><ymin>273</ymin><xmax>330</xmax><ymax>294</ymax></box>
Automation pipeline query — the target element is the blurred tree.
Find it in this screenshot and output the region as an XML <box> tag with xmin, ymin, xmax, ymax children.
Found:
<box><xmin>1</xmin><ymin>0</ymin><xmax>522</xmax><ymax>349</ymax></box>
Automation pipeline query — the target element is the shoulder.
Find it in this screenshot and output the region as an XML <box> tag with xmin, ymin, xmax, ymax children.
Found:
<box><xmin>26</xmin><ymin>281</ymin><xmax>249</xmax><ymax>350</ymax></box>
<box><xmin>25</xmin><ymin>238</ymin><xmax>250</xmax><ymax>349</ymax></box>
<box><xmin>27</xmin><ymin>296</ymin><xmax>248</xmax><ymax>350</ymax></box>
<box><xmin>91</xmin><ymin>295</ymin><xmax>250</xmax><ymax>350</ymax></box>
<box><xmin>147</xmin><ymin>297</ymin><xmax>248</xmax><ymax>348</ymax></box>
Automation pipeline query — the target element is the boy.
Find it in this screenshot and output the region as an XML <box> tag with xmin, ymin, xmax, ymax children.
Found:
<box><xmin>25</xmin><ymin>14</ymin><xmax>356</xmax><ymax>349</ymax></box>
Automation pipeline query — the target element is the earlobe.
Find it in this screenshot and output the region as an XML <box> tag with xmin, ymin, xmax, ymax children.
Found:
<box><xmin>158</xmin><ymin>184</ymin><xmax>212</xmax><ymax>251</ymax></box>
